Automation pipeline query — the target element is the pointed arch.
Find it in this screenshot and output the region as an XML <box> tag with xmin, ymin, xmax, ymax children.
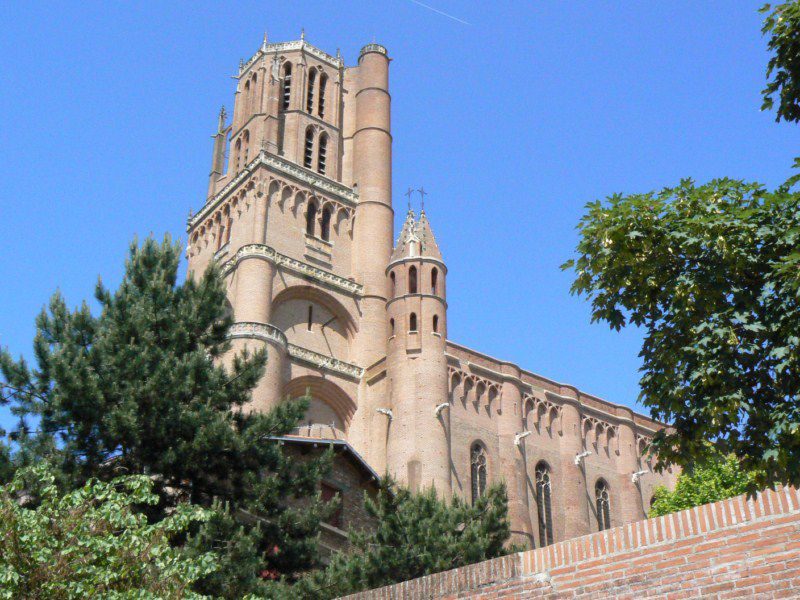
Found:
<box><xmin>285</xmin><ymin>375</ymin><xmax>357</xmax><ymax>437</ymax></box>
<box><xmin>389</xmin><ymin>271</ymin><xmax>396</xmax><ymax>297</ymax></box>
<box><xmin>408</xmin><ymin>265</ymin><xmax>418</xmax><ymax>294</ymax></box>
<box><xmin>409</xmin><ymin>312</ymin><xmax>417</xmax><ymax>332</ymax></box>
<box><xmin>523</xmin><ymin>398</ymin><xmax>534</xmax><ymax>429</ymax></box>
<box><xmin>317</xmin><ymin>133</ymin><xmax>328</xmax><ymax>175</ymax></box>
<box><xmin>432</xmin><ymin>314</ymin><xmax>439</xmax><ymax>333</ymax></box>
<box><xmin>535</xmin><ymin>461</ymin><xmax>554</xmax><ymax>546</ymax></box>
<box><xmin>306</xmin><ymin>68</ymin><xmax>317</xmax><ymax>113</ymax></box>
<box><xmin>242</xmin><ymin>129</ymin><xmax>250</xmax><ymax>165</ymax></box>
<box><xmin>234</xmin><ymin>137</ymin><xmax>242</xmax><ymax>172</ymax></box>
<box><xmin>470</xmin><ymin>442</ymin><xmax>488</xmax><ymax>505</ymax></box>
<box><xmin>305</xmin><ymin>199</ymin><xmax>318</xmax><ymax>236</ymax></box>
<box><xmin>320</xmin><ymin>204</ymin><xmax>332</xmax><ymax>241</ymax></box>
<box><xmin>304</xmin><ymin>127</ymin><xmax>314</xmax><ymax>169</ymax></box>
<box><xmin>281</xmin><ymin>62</ymin><xmax>292</xmax><ymax>110</ymax></box>
<box><xmin>318</xmin><ymin>72</ymin><xmax>328</xmax><ymax>118</ymax></box>
<box><xmin>595</xmin><ymin>479</ymin><xmax>611</xmax><ymax>531</ymax></box>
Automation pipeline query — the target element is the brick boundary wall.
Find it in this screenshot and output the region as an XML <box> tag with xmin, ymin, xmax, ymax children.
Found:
<box><xmin>339</xmin><ymin>486</ymin><xmax>800</xmax><ymax>599</ymax></box>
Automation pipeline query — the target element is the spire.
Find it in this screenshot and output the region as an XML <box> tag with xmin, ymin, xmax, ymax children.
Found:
<box><xmin>389</xmin><ymin>209</ymin><xmax>443</xmax><ymax>263</ymax></box>
<box><xmin>416</xmin><ymin>210</ymin><xmax>443</xmax><ymax>261</ymax></box>
<box><xmin>300</xmin><ymin>27</ymin><xmax>306</xmax><ymax>41</ymax></box>
<box><xmin>261</xmin><ymin>31</ymin><xmax>268</xmax><ymax>50</ymax></box>
<box><xmin>390</xmin><ymin>209</ymin><xmax>417</xmax><ymax>262</ymax></box>
<box><xmin>217</xmin><ymin>106</ymin><xmax>227</xmax><ymax>133</ymax></box>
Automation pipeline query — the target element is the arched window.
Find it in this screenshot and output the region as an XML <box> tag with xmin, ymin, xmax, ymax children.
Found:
<box><xmin>431</xmin><ymin>268</ymin><xmax>438</xmax><ymax>295</ymax></box>
<box><xmin>535</xmin><ymin>462</ymin><xmax>554</xmax><ymax>546</ymax></box>
<box><xmin>390</xmin><ymin>271</ymin><xmax>396</xmax><ymax>297</ymax></box>
<box><xmin>320</xmin><ymin>206</ymin><xmax>332</xmax><ymax>241</ymax></box>
<box><xmin>409</xmin><ymin>312</ymin><xmax>417</xmax><ymax>332</ymax></box>
<box><xmin>432</xmin><ymin>314</ymin><xmax>439</xmax><ymax>333</ymax></box>
<box><xmin>304</xmin><ymin>128</ymin><xmax>314</xmax><ymax>169</ymax></box>
<box><xmin>306</xmin><ymin>201</ymin><xmax>317</xmax><ymax>237</ymax></box>
<box><xmin>223</xmin><ymin>207</ymin><xmax>232</xmax><ymax>245</ymax></box>
<box><xmin>306</xmin><ymin>69</ymin><xmax>316</xmax><ymax>113</ymax></box>
<box><xmin>215</xmin><ymin>215</ymin><xmax>223</xmax><ymax>251</ymax></box>
<box><xmin>244</xmin><ymin>79</ymin><xmax>251</xmax><ymax>114</ymax></box>
<box><xmin>389</xmin><ymin>318</ymin><xmax>395</xmax><ymax>336</ymax></box>
<box><xmin>317</xmin><ymin>134</ymin><xmax>328</xmax><ymax>175</ymax></box>
<box><xmin>318</xmin><ymin>73</ymin><xmax>328</xmax><ymax>117</ymax></box>
<box><xmin>242</xmin><ymin>130</ymin><xmax>250</xmax><ymax>165</ymax></box>
<box><xmin>234</xmin><ymin>138</ymin><xmax>242</xmax><ymax>172</ymax></box>
<box><xmin>595</xmin><ymin>479</ymin><xmax>611</xmax><ymax>531</ymax></box>
<box><xmin>408</xmin><ymin>266</ymin><xmax>418</xmax><ymax>294</ymax></box>
<box><xmin>307</xmin><ymin>305</ymin><xmax>313</xmax><ymax>331</ymax></box>
<box><xmin>282</xmin><ymin>63</ymin><xmax>292</xmax><ymax>110</ymax></box>
<box><xmin>470</xmin><ymin>443</ymin><xmax>488</xmax><ymax>505</ymax></box>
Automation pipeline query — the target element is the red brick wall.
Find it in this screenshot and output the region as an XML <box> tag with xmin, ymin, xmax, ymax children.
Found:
<box><xmin>339</xmin><ymin>486</ymin><xmax>800</xmax><ymax>599</ymax></box>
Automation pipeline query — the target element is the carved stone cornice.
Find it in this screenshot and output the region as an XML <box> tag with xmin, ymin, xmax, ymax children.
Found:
<box><xmin>287</xmin><ymin>345</ymin><xmax>364</xmax><ymax>381</ymax></box>
<box><xmin>360</xmin><ymin>43</ymin><xmax>388</xmax><ymax>58</ymax></box>
<box><xmin>227</xmin><ymin>322</ymin><xmax>363</xmax><ymax>381</ymax></box>
<box><xmin>222</xmin><ymin>244</ymin><xmax>363</xmax><ymax>297</ymax></box>
<box><xmin>240</xmin><ymin>40</ymin><xmax>343</xmax><ymax>77</ymax></box>
<box><xmin>228</xmin><ymin>322</ymin><xmax>288</xmax><ymax>348</ymax></box>
<box><xmin>189</xmin><ymin>151</ymin><xmax>358</xmax><ymax>230</ymax></box>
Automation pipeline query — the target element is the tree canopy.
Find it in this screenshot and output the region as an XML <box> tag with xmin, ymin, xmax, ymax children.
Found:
<box><xmin>0</xmin><ymin>465</ymin><xmax>216</xmax><ymax>599</ymax></box>
<box><xmin>762</xmin><ymin>1</ymin><xmax>800</xmax><ymax>122</ymax></box>
<box><xmin>563</xmin><ymin>179</ymin><xmax>800</xmax><ymax>488</ymax></box>
<box><xmin>649</xmin><ymin>453</ymin><xmax>760</xmax><ymax>518</ymax></box>
<box><xmin>0</xmin><ymin>237</ymin><xmax>330</xmax><ymax>597</ymax></box>
<box><xmin>562</xmin><ymin>2</ymin><xmax>800</xmax><ymax>488</ymax></box>
<box><xmin>295</xmin><ymin>478</ymin><xmax>513</xmax><ymax>599</ymax></box>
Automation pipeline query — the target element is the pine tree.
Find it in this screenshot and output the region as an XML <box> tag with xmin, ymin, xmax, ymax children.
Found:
<box><xmin>0</xmin><ymin>236</ymin><xmax>330</xmax><ymax>597</ymax></box>
<box><xmin>293</xmin><ymin>477</ymin><xmax>514</xmax><ymax>599</ymax></box>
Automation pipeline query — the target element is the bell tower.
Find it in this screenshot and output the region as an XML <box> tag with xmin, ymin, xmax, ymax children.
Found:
<box><xmin>187</xmin><ymin>35</ymin><xmax>394</xmax><ymax>432</ymax></box>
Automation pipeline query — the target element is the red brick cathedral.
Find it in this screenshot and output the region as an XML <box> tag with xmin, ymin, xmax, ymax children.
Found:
<box><xmin>186</xmin><ymin>34</ymin><xmax>677</xmax><ymax>550</ymax></box>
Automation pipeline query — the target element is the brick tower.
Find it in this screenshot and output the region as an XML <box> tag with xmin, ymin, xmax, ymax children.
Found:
<box><xmin>186</xmin><ymin>34</ymin><xmax>677</xmax><ymax>549</ymax></box>
<box><xmin>385</xmin><ymin>208</ymin><xmax>451</xmax><ymax>493</ymax></box>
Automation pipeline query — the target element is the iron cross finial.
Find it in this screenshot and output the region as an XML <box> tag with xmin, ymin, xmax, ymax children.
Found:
<box><xmin>417</xmin><ymin>187</ymin><xmax>427</xmax><ymax>212</ymax></box>
<box><xmin>405</xmin><ymin>187</ymin><xmax>414</xmax><ymax>212</ymax></box>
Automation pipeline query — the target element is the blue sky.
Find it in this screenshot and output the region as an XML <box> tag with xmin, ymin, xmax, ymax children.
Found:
<box><xmin>0</xmin><ymin>1</ymin><xmax>795</xmax><ymax>432</ymax></box>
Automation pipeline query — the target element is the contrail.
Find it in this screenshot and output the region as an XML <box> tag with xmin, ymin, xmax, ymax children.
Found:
<box><xmin>408</xmin><ymin>0</ymin><xmax>471</xmax><ymax>25</ymax></box>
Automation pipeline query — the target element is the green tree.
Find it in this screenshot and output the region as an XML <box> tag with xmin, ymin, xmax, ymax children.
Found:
<box><xmin>562</xmin><ymin>179</ymin><xmax>800</xmax><ymax>488</ymax></box>
<box><xmin>294</xmin><ymin>478</ymin><xmax>513</xmax><ymax>599</ymax></box>
<box><xmin>0</xmin><ymin>464</ymin><xmax>216</xmax><ymax>599</ymax></box>
<box><xmin>0</xmin><ymin>237</ymin><xmax>330</xmax><ymax>597</ymax></box>
<box><xmin>562</xmin><ymin>4</ymin><xmax>800</xmax><ymax>490</ymax></box>
<box><xmin>761</xmin><ymin>1</ymin><xmax>800</xmax><ymax>122</ymax></box>
<box><xmin>649</xmin><ymin>454</ymin><xmax>759</xmax><ymax>517</ymax></box>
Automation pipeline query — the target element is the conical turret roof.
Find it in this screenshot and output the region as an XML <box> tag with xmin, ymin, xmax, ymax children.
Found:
<box><xmin>389</xmin><ymin>209</ymin><xmax>443</xmax><ymax>263</ymax></box>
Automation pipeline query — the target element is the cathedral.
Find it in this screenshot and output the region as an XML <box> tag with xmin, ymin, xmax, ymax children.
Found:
<box><xmin>186</xmin><ymin>34</ymin><xmax>677</xmax><ymax>549</ymax></box>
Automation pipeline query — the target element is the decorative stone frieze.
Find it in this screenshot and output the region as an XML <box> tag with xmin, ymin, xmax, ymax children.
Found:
<box><xmin>227</xmin><ymin>322</ymin><xmax>363</xmax><ymax>380</ymax></box>
<box><xmin>189</xmin><ymin>151</ymin><xmax>357</xmax><ymax>230</ymax></box>
<box><xmin>287</xmin><ymin>344</ymin><xmax>364</xmax><ymax>381</ymax></box>
<box><xmin>240</xmin><ymin>40</ymin><xmax>343</xmax><ymax>76</ymax></box>
<box><xmin>222</xmin><ymin>244</ymin><xmax>363</xmax><ymax>297</ymax></box>
<box><xmin>228</xmin><ymin>322</ymin><xmax>288</xmax><ymax>348</ymax></box>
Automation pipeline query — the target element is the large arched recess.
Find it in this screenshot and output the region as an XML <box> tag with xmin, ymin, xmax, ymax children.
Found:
<box><xmin>285</xmin><ymin>375</ymin><xmax>357</xmax><ymax>438</ymax></box>
<box><xmin>271</xmin><ymin>285</ymin><xmax>357</xmax><ymax>360</ymax></box>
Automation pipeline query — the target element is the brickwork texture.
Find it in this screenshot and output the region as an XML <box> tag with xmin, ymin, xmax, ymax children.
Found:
<box><xmin>339</xmin><ymin>486</ymin><xmax>800</xmax><ymax>599</ymax></box>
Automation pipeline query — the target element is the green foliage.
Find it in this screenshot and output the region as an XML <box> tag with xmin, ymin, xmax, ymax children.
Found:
<box><xmin>0</xmin><ymin>464</ymin><xmax>216</xmax><ymax>599</ymax></box>
<box><xmin>562</xmin><ymin>179</ymin><xmax>800</xmax><ymax>488</ymax></box>
<box><xmin>761</xmin><ymin>1</ymin><xmax>800</xmax><ymax>122</ymax></box>
<box><xmin>649</xmin><ymin>454</ymin><xmax>760</xmax><ymax>517</ymax></box>
<box><xmin>0</xmin><ymin>237</ymin><xmax>330</xmax><ymax>597</ymax></box>
<box><xmin>294</xmin><ymin>477</ymin><xmax>513</xmax><ymax>599</ymax></box>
